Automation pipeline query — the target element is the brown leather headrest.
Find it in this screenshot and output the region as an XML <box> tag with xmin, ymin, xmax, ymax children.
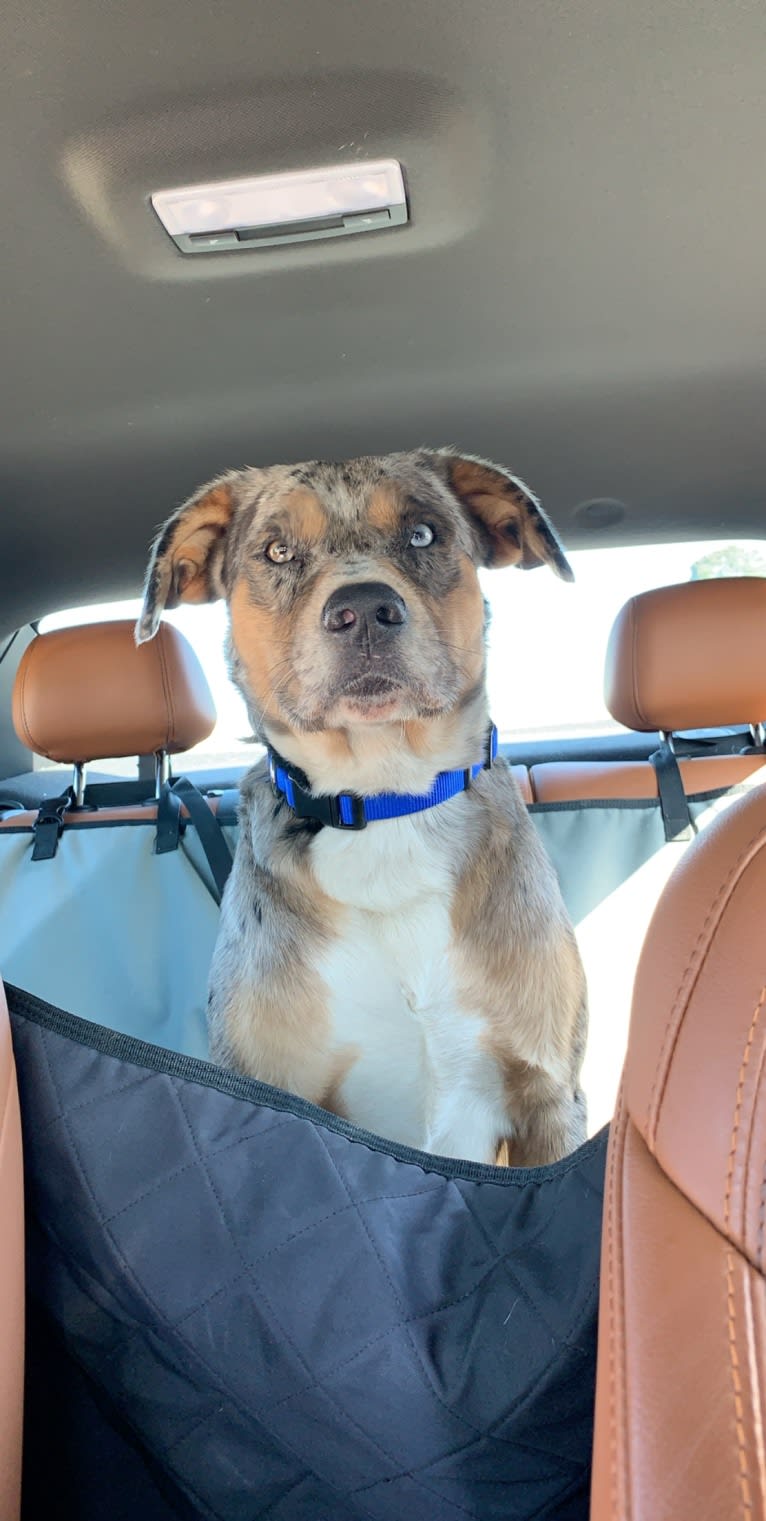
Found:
<box><xmin>604</xmin><ymin>576</ymin><xmax>766</xmax><ymax>732</ymax></box>
<box><xmin>13</xmin><ymin>621</ymin><xmax>217</xmax><ymax>762</ymax></box>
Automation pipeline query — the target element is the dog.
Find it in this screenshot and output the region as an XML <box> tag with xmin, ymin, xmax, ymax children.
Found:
<box><xmin>137</xmin><ymin>449</ymin><xmax>587</xmax><ymax>1166</ymax></box>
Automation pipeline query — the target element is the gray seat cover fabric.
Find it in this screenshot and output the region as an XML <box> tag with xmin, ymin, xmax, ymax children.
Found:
<box><xmin>10</xmin><ymin>987</ymin><xmax>607</xmax><ymax>1521</ymax></box>
<box><xmin>0</xmin><ymin>788</ymin><xmax>742</xmax><ymax>1060</ymax></box>
<box><xmin>5</xmin><ymin>779</ymin><xmax>746</xmax><ymax>1514</ymax></box>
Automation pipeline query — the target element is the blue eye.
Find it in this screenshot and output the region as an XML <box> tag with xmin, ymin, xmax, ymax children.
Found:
<box><xmin>410</xmin><ymin>523</ymin><xmax>434</xmax><ymax>548</ymax></box>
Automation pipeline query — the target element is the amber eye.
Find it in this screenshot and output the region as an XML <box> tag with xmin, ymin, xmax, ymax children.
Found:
<box><xmin>265</xmin><ymin>541</ymin><xmax>295</xmax><ymax>563</ymax></box>
<box><xmin>409</xmin><ymin>523</ymin><xmax>434</xmax><ymax>548</ymax></box>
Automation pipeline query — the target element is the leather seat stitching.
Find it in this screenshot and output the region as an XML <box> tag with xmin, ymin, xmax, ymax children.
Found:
<box><xmin>17</xmin><ymin>648</ymin><xmax>39</xmax><ymax>753</ymax></box>
<box><xmin>740</xmin><ymin>1018</ymin><xmax>766</xmax><ymax>1273</ymax></box>
<box><xmin>722</xmin><ymin>988</ymin><xmax>766</xmax><ymax>1519</ymax></box>
<box><xmin>758</xmin><ymin>1163</ymin><xmax>766</xmax><ymax>1271</ymax></box>
<box><xmin>725</xmin><ymin>986</ymin><xmax>766</xmax><ymax>1234</ymax></box>
<box><xmin>726</xmin><ymin>1248</ymin><xmax>754</xmax><ymax>1517</ymax></box>
<box><xmin>629</xmin><ymin>598</ymin><xmax>648</xmax><ymax>731</ymax></box>
<box><xmin>606</xmin><ymin>1083</ymin><xmax>627</xmax><ymax>1518</ymax></box>
<box><xmin>155</xmin><ymin>627</ymin><xmax>176</xmax><ymax>750</ymax></box>
<box><xmin>646</xmin><ymin>826</ymin><xmax>766</xmax><ymax>1147</ymax></box>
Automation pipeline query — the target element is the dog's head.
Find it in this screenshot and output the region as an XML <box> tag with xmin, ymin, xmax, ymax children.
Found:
<box><xmin>136</xmin><ymin>450</ymin><xmax>572</xmax><ymax>737</ymax></box>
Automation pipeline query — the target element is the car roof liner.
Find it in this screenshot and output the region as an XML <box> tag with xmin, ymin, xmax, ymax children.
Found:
<box><xmin>2</xmin><ymin>0</ymin><xmax>766</xmax><ymax>630</ymax></box>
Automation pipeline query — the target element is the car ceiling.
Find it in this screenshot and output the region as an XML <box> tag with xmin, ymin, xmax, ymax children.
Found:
<box><xmin>2</xmin><ymin>0</ymin><xmax>766</xmax><ymax>633</ymax></box>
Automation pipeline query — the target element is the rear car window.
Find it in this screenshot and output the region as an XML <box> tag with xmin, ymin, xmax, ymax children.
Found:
<box><xmin>38</xmin><ymin>538</ymin><xmax>766</xmax><ymax>774</ymax></box>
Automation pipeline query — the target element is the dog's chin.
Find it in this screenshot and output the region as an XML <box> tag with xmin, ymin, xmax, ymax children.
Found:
<box><xmin>334</xmin><ymin>693</ymin><xmax>411</xmax><ymax>724</ymax></box>
<box><xmin>275</xmin><ymin>673</ymin><xmax>456</xmax><ymax>734</ymax></box>
<box><xmin>322</xmin><ymin>675</ymin><xmax>441</xmax><ymax>728</ymax></box>
<box><xmin>329</xmin><ymin>680</ymin><xmax>412</xmax><ymax>725</ymax></box>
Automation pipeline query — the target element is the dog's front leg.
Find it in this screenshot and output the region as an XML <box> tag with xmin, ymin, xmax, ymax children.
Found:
<box><xmin>205</xmin><ymin>835</ymin><xmax>337</xmax><ymax>1102</ymax></box>
<box><xmin>502</xmin><ymin>1082</ymin><xmax>588</xmax><ymax>1168</ymax></box>
<box><xmin>425</xmin><ymin>1106</ymin><xmax>510</xmax><ymax>1166</ymax></box>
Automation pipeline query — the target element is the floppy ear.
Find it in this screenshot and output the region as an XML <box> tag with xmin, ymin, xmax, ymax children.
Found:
<box><xmin>136</xmin><ymin>477</ymin><xmax>239</xmax><ymax>643</ymax></box>
<box><xmin>442</xmin><ymin>452</ymin><xmax>574</xmax><ymax>581</ymax></box>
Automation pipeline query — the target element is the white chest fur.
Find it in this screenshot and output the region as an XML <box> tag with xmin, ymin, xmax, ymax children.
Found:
<box><xmin>311</xmin><ymin>809</ymin><xmax>508</xmax><ymax>1162</ymax></box>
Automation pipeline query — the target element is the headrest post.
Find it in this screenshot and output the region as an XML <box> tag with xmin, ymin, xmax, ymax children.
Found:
<box><xmin>659</xmin><ymin>728</ymin><xmax>676</xmax><ymax>754</ymax></box>
<box><xmin>71</xmin><ymin>761</ymin><xmax>86</xmax><ymax>808</ymax></box>
<box><xmin>750</xmin><ymin>722</ymin><xmax>765</xmax><ymax>749</ymax></box>
<box><xmin>154</xmin><ymin>750</ymin><xmax>170</xmax><ymax>798</ymax></box>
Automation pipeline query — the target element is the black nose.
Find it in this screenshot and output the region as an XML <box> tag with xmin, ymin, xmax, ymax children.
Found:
<box><xmin>322</xmin><ymin>581</ymin><xmax>408</xmax><ymax>636</ymax></box>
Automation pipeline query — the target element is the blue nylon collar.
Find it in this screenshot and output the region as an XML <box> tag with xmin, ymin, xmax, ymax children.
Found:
<box><xmin>267</xmin><ymin>724</ymin><xmax>499</xmax><ymax>831</ymax></box>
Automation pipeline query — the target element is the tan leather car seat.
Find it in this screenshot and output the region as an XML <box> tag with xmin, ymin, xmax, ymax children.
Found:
<box><xmin>11</xmin><ymin>619</ymin><xmax>216</xmax><ymax>768</ymax></box>
<box><xmin>533</xmin><ymin>576</ymin><xmax>766</xmax><ymax>803</ymax></box>
<box><xmin>591</xmin><ymin>782</ymin><xmax>766</xmax><ymax>1518</ymax></box>
<box><xmin>0</xmin><ymin>618</ymin><xmax>219</xmax><ymax>840</ymax></box>
<box><xmin>0</xmin><ymin>979</ymin><xmax>23</xmax><ymax>1521</ymax></box>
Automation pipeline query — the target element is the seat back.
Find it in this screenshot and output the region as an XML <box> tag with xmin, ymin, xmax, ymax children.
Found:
<box><xmin>591</xmin><ymin>784</ymin><xmax>766</xmax><ymax>1518</ymax></box>
<box><xmin>0</xmin><ymin>979</ymin><xmax>23</xmax><ymax>1521</ymax></box>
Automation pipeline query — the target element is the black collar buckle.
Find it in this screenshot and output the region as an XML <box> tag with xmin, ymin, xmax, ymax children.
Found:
<box><xmin>268</xmin><ymin>751</ymin><xmax>368</xmax><ymax>831</ymax></box>
<box><xmin>326</xmin><ymin>792</ymin><xmax>367</xmax><ymax>830</ymax></box>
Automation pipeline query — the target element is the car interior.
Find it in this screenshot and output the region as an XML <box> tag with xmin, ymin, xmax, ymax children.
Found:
<box><xmin>3</xmin><ymin>2</ymin><xmax>766</xmax><ymax>1517</ymax></box>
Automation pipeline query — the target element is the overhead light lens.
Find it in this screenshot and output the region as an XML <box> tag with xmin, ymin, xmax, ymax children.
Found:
<box><xmin>152</xmin><ymin>160</ymin><xmax>408</xmax><ymax>254</ymax></box>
